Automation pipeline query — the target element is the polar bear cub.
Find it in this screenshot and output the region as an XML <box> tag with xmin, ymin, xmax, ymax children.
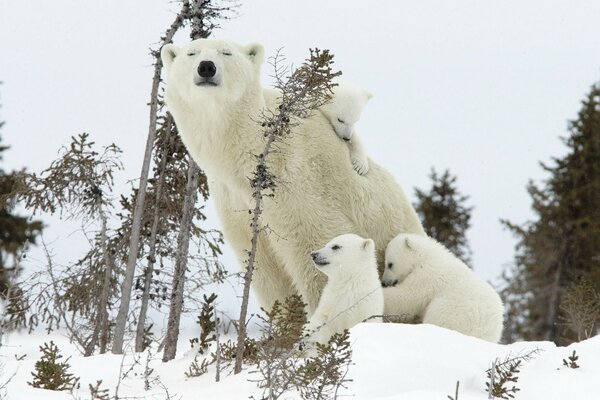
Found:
<box><xmin>320</xmin><ymin>83</ymin><xmax>372</xmax><ymax>175</ymax></box>
<box><xmin>382</xmin><ymin>233</ymin><xmax>504</xmax><ymax>342</ymax></box>
<box><xmin>305</xmin><ymin>234</ymin><xmax>384</xmax><ymax>345</ymax></box>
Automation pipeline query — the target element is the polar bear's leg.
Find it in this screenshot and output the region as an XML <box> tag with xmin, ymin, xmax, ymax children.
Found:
<box><xmin>213</xmin><ymin>184</ymin><xmax>296</xmax><ymax>311</ymax></box>
<box><xmin>422</xmin><ymin>294</ymin><xmax>502</xmax><ymax>342</ymax></box>
<box><xmin>348</xmin><ymin>132</ymin><xmax>369</xmax><ymax>175</ymax></box>
<box><xmin>383</xmin><ymin>285</ymin><xmax>428</xmax><ymax>321</ymax></box>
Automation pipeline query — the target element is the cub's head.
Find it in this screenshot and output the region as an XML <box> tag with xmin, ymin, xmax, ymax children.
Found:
<box><xmin>310</xmin><ymin>233</ymin><xmax>375</xmax><ymax>278</ymax></box>
<box><xmin>382</xmin><ymin>234</ymin><xmax>424</xmax><ymax>287</ymax></box>
<box><xmin>161</xmin><ymin>39</ymin><xmax>264</xmax><ymax>106</ymax></box>
<box><xmin>320</xmin><ymin>82</ymin><xmax>372</xmax><ymax>141</ymax></box>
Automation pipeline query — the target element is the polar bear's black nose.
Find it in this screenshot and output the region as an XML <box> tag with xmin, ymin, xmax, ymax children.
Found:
<box><xmin>198</xmin><ymin>61</ymin><xmax>217</xmax><ymax>78</ymax></box>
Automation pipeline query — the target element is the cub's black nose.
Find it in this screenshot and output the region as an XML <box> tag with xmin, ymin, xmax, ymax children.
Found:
<box><xmin>311</xmin><ymin>252</ymin><xmax>318</xmax><ymax>261</ymax></box>
<box><xmin>198</xmin><ymin>61</ymin><xmax>217</xmax><ymax>78</ymax></box>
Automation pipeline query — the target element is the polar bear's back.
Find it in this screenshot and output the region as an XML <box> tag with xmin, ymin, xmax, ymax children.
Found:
<box><xmin>261</xmin><ymin>90</ymin><xmax>425</xmax><ymax>271</ymax></box>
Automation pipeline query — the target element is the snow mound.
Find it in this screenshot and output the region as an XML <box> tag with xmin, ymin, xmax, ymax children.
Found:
<box><xmin>1</xmin><ymin>323</ymin><xmax>598</xmax><ymax>399</ymax></box>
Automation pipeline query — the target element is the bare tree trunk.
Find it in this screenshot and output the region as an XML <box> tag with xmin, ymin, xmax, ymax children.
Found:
<box><xmin>134</xmin><ymin>119</ymin><xmax>172</xmax><ymax>353</ymax></box>
<box><xmin>162</xmin><ymin>161</ymin><xmax>199</xmax><ymax>362</ymax></box>
<box><xmin>98</xmin><ymin>209</ymin><xmax>113</xmax><ymax>354</ymax></box>
<box><xmin>546</xmin><ymin>259</ymin><xmax>564</xmax><ymax>342</ymax></box>
<box><xmin>84</xmin><ymin>208</ymin><xmax>112</xmax><ymax>356</ymax></box>
<box><xmin>234</xmin><ymin>126</ymin><xmax>281</xmax><ymax>374</ymax></box>
<box><xmin>112</xmin><ymin>3</ymin><xmax>190</xmax><ymax>355</ymax></box>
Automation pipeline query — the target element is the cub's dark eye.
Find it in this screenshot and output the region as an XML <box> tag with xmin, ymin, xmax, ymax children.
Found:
<box><xmin>187</xmin><ymin>51</ymin><xmax>197</xmax><ymax>56</ymax></box>
<box><xmin>387</xmin><ymin>263</ymin><xmax>393</xmax><ymax>269</ymax></box>
<box><xmin>222</xmin><ymin>49</ymin><xmax>232</xmax><ymax>56</ymax></box>
<box><xmin>332</xmin><ymin>245</ymin><xmax>341</xmax><ymax>250</ymax></box>
<box><xmin>337</xmin><ymin>118</ymin><xmax>345</xmax><ymax>124</ymax></box>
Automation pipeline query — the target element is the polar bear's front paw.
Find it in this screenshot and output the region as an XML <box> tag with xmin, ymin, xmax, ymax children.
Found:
<box><xmin>351</xmin><ymin>154</ymin><xmax>369</xmax><ymax>175</ymax></box>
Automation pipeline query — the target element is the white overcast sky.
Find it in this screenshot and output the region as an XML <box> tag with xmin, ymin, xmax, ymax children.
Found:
<box><xmin>1</xmin><ymin>1</ymin><xmax>600</xmax><ymax>317</ymax></box>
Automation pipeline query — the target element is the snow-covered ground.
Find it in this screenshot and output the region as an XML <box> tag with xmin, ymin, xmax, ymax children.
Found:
<box><xmin>1</xmin><ymin>324</ymin><xmax>598</xmax><ymax>400</ymax></box>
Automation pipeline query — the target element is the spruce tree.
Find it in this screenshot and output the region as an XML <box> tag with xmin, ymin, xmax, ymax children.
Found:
<box><xmin>0</xmin><ymin>92</ymin><xmax>42</xmax><ymax>298</ymax></box>
<box><xmin>501</xmin><ymin>84</ymin><xmax>600</xmax><ymax>343</ymax></box>
<box><xmin>414</xmin><ymin>168</ymin><xmax>473</xmax><ymax>265</ymax></box>
<box><xmin>28</xmin><ymin>341</ymin><xmax>80</xmax><ymax>391</ymax></box>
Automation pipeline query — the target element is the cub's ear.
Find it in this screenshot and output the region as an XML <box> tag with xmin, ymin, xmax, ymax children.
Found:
<box><xmin>245</xmin><ymin>43</ymin><xmax>265</xmax><ymax>66</ymax></box>
<box><xmin>365</xmin><ymin>90</ymin><xmax>374</xmax><ymax>101</ymax></box>
<box><xmin>362</xmin><ymin>238</ymin><xmax>375</xmax><ymax>251</ymax></box>
<box><xmin>404</xmin><ymin>237</ymin><xmax>415</xmax><ymax>250</ymax></box>
<box><xmin>161</xmin><ymin>44</ymin><xmax>179</xmax><ymax>69</ymax></box>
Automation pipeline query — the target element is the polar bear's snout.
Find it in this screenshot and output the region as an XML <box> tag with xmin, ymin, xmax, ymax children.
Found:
<box><xmin>194</xmin><ymin>59</ymin><xmax>222</xmax><ymax>86</ymax></box>
<box><xmin>311</xmin><ymin>251</ymin><xmax>329</xmax><ymax>267</ymax></box>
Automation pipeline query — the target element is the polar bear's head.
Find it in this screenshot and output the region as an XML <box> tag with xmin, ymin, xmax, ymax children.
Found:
<box><xmin>161</xmin><ymin>39</ymin><xmax>264</xmax><ymax>107</ymax></box>
<box><xmin>320</xmin><ymin>83</ymin><xmax>372</xmax><ymax>141</ymax></box>
<box><xmin>382</xmin><ymin>233</ymin><xmax>427</xmax><ymax>287</ymax></box>
<box><xmin>310</xmin><ymin>233</ymin><xmax>376</xmax><ymax>279</ymax></box>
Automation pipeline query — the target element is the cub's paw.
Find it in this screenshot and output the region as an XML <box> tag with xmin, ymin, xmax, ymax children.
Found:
<box><xmin>351</xmin><ymin>154</ymin><xmax>369</xmax><ymax>175</ymax></box>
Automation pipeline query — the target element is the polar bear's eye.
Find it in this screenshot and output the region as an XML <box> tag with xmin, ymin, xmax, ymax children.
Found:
<box><xmin>387</xmin><ymin>263</ymin><xmax>393</xmax><ymax>269</ymax></box>
<box><xmin>331</xmin><ymin>245</ymin><xmax>341</xmax><ymax>250</ymax></box>
<box><xmin>187</xmin><ymin>51</ymin><xmax>197</xmax><ymax>57</ymax></box>
<box><xmin>337</xmin><ymin>118</ymin><xmax>345</xmax><ymax>124</ymax></box>
<box><xmin>221</xmin><ymin>49</ymin><xmax>233</xmax><ymax>56</ymax></box>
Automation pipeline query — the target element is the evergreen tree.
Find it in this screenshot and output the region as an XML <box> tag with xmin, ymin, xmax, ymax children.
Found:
<box><xmin>28</xmin><ymin>341</ymin><xmax>80</xmax><ymax>391</ymax></box>
<box><xmin>414</xmin><ymin>168</ymin><xmax>473</xmax><ymax>265</ymax></box>
<box><xmin>501</xmin><ymin>84</ymin><xmax>600</xmax><ymax>344</ymax></box>
<box><xmin>0</xmin><ymin>92</ymin><xmax>42</xmax><ymax>298</ymax></box>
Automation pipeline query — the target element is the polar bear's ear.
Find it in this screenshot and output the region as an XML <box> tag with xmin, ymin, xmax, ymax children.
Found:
<box><xmin>362</xmin><ymin>238</ymin><xmax>374</xmax><ymax>252</ymax></box>
<box><xmin>245</xmin><ymin>43</ymin><xmax>265</xmax><ymax>66</ymax></box>
<box><xmin>161</xmin><ymin>44</ymin><xmax>179</xmax><ymax>69</ymax></box>
<box><xmin>404</xmin><ymin>237</ymin><xmax>415</xmax><ymax>250</ymax></box>
<box><xmin>365</xmin><ymin>91</ymin><xmax>374</xmax><ymax>100</ymax></box>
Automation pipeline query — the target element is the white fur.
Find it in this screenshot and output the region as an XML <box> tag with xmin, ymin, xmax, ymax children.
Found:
<box><xmin>320</xmin><ymin>83</ymin><xmax>372</xmax><ymax>175</ymax></box>
<box><xmin>161</xmin><ymin>39</ymin><xmax>425</xmax><ymax>314</ymax></box>
<box><xmin>305</xmin><ymin>234</ymin><xmax>383</xmax><ymax>345</ymax></box>
<box><xmin>382</xmin><ymin>234</ymin><xmax>504</xmax><ymax>342</ymax></box>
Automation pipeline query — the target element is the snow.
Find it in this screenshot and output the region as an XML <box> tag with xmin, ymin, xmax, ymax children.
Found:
<box><xmin>1</xmin><ymin>324</ymin><xmax>598</xmax><ymax>399</ymax></box>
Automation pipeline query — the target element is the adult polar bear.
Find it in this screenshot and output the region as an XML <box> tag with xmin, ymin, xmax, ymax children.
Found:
<box><xmin>161</xmin><ymin>39</ymin><xmax>425</xmax><ymax>313</ymax></box>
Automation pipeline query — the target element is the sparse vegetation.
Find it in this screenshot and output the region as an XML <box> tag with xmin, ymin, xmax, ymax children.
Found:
<box><xmin>562</xmin><ymin>350</ymin><xmax>580</xmax><ymax>369</ymax></box>
<box><xmin>485</xmin><ymin>349</ymin><xmax>541</xmax><ymax>399</ymax></box>
<box><xmin>28</xmin><ymin>341</ymin><xmax>80</xmax><ymax>391</ymax></box>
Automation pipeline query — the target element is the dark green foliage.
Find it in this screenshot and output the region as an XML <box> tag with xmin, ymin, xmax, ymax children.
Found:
<box><xmin>185</xmin><ymin>354</ymin><xmax>213</xmax><ymax>378</ymax></box>
<box><xmin>296</xmin><ymin>331</ymin><xmax>353</xmax><ymax>400</ymax></box>
<box><xmin>252</xmin><ymin>296</ymin><xmax>352</xmax><ymax>400</ymax></box>
<box><xmin>486</xmin><ymin>359</ymin><xmax>521</xmax><ymax>399</ymax></box>
<box><xmin>28</xmin><ymin>341</ymin><xmax>80</xmax><ymax>391</ymax></box>
<box><xmin>190</xmin><ymin>293</ymin><xmax>218</xmax><ymax>353</ymax></box>
<box><xmin>562</xmin><ymin>350</ymin><xmax>580</xmax><ymax>369</ymax></box>
<box><xmin>414</xmin><ymin>168</ymin><xmax>473</xmax><ymax>265</ymax></box>
<box><xmin>485</xmin><ymin>349</ymin><xmax>541</xmax><ymax>399</ymax></box>
<box><xmin>88</xmin><ymin>380</ymin><xmax>110</xmax><ymax>400</ymax></box>
<box><xmin>501</xmin><ymin>84</ymin><xmax>600</xmax><ymax>343</ymax></box>
<box><xmin>262</xmin><ymin>294</ymin><xmax>307</xmax><ymax>350</ymax></box>
<box><xmin>141</xmin><ymin>323</ymin><xmax>155</xmax><ymax>352</ymax></box>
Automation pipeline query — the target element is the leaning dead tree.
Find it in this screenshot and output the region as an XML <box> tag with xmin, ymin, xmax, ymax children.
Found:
<box><xmin>233</xmin><ymin>50</ymin><xmax>341</xmax><ymax>374</ymax></box>
<box><xmin>111</xmin><ymin>1</ymin><xmax>193</xmax><ymax>355</ymax></box>
<box><xmin>113</xmin><ymin>0</ymin><xmax>236</xmax><ymax>355</ymax></box>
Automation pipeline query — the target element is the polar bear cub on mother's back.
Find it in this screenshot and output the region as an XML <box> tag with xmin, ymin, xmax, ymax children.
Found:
<box><xmin>306</xmin><ymin>234</ymin><xmax>383</xmax><ymax>345</ymax></box>
<box><xmin>382</xmin><ymin>233</ymin><xmax>504</xmax><ymax>342</ymax></box>
<box><xmin>320</xmin><ymin>83</ymin><xmax>372</xmax><ymax>175</ymax></box>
